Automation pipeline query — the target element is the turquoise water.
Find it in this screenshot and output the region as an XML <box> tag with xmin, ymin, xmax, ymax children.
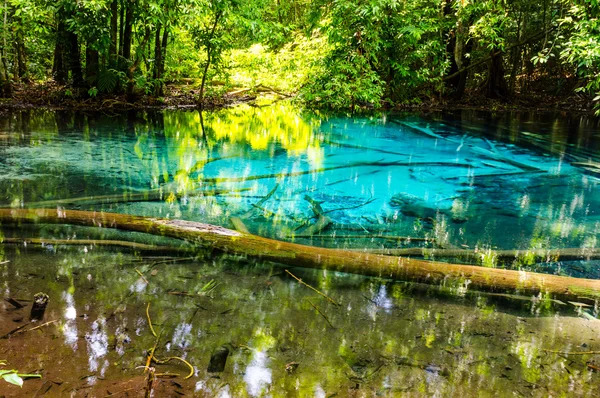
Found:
<box><xmin>1</xmin><ymin>105</ymin><xmax>599</xmax><ymax>274</ymax></box>
<box><xmin>1</xmin><ymin>105</ymin><xmax>600</xmax><ymax>397</ymax></box>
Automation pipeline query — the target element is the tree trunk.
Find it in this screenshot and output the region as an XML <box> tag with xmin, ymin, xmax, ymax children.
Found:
<box><xmin>119</xmin><ymin>0</ymin><xmax>125</xmax><ymax>57</ymax></box>
<box><xmin>485</xmin><ymin>50</ymin><xmax>508</xmax><ymax>99</ymax></box>
<box><xmin>67</xmin><ymin>29</ymin><xmax>84</xmax><ymax>87</ymax></box>
<box><xmin>152</xmin><ymin>24</ymin><xmax>169</xmax><ymax>96</ymax></box>
<box><xmin>159</xmin><ymin>27</ymin><xmax>168</xmax><ymax>94</ymax></box>
<box><xmin>53</xmin><ymin>17</ymin><xmax>68</xmax><ymax>85</ymax></box>
<box><xmin>85</xmin><ymin>45</ymin><xmax>99</xmax><ymax>87</ymax></box>
<box><xmin>2</xmin><ymin>208</ymin><xmax>600</xmax><ymax>301</ymax></box>
<box><xmin>0</xmin><ymin>47</ymin><xmax>11</xmax><ymax>97</ymax></box>
<box><xmin>126</xmin><ymin>27</ymin><xmax>151</xmax><ymax>102</ymax></box>
<box><xmin>110</xmin><ymin>0</ymin><xmax>118</xmax><ymax>58</ymax></box>
<box><xmin>153</xmin><ymin>24</ymin><xmax>162</xmax><ymax>81</ymax></box>
<box><xmin>14</xmin><ymin>28</ymin><xmax>27</xmax><ymax>81</ymax></box>
<box><xmin>122</xmin><ymin>0</ymin><xmax>134</xmax><ymax>61</ymax></box>
<box><xmin>199</xmin><ymin>11</ymin><xmax>222</xmax><ymax>108</ymax></box>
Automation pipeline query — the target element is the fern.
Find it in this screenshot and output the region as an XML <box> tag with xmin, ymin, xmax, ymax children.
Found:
<box><xmin>97</xmin><ymin>69</ymin><xmax>120</xmax><ymax>93</ymax></box>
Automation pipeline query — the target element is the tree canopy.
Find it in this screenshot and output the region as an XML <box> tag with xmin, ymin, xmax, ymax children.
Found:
<box><xmin>0</xmin><ymin>0</ymin><xmax>598</xmax><ymax>112</ymax></box>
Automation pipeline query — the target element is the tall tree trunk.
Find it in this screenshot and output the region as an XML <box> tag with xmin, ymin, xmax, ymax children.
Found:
<box><xmin>85</xmin><ymin>44</ymin><xmax>99</xmax><ymax>87</ymax></box>
<box><xmin>443</xmin><ymin>1</ymin><xmax>472</xmax><ymax>100</ymax></box>
<box><xmin>485</xmin><ymin>50</ymin><xmax>509</xmax><ymax>99</ymax></box>
<box><xmin>53</xmin><ymin>16</ymin><xmax>68</xmax><ymax>85</ymax></box>
<box><xmin>199</xmin><ymin>11</ymin><xmax>222</xmax><ymax>108</ymax></box>
<box><xmin>118</xmin><ymin>0</ymin><xmax>125</xmax><ymax>56</ymax></box>
<box><xmin>110</xmin><ymin>0</ymin><xmax>118</xmax><ymax>59</ymax></box>
<box><xmin>126</xmin><ymin>28</ymin><xmax>151</xmax><ymax>102</ymax></box>
<box><xmin>0</xmin><ymin>0</ymin><xmax>10</xmax><ymax>95</ymax></box>
<box><xmin>509</xmin><ymin>12</ymin><xmax>525</xmax><ymax>94</ymax></box>
<box><xmin>0</xmin><ymin>48</ymin><xmax>11</xmax><ymax>97</ymax></box>
<box><xmin>153</xmin><ymin>24</ymin><xmax>162</xmax><ymax>95</ymax></box>
<box><xmin>14</xmin><ymin>26</ymin><xmax>27</xmax><ymax>81</ymax></box>
<box><xmin>67</xmin><ymin>30</ymin><xmax>84</xmax><ymax>87</ymax></box>
<box><xmin>159</xmin><ymin>27</ymin><xmax>168</xmax><ymax>87</ymax></box>
<box><xmin>123</xmin><ymin>0</ymin><xmax>134</xmax><ymax>61</ymax></box>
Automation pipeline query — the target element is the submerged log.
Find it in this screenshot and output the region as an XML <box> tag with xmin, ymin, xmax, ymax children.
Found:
<box><xmin>362</xmin><ymin>247</ymin><xmax>600</xmax><ymax>262</ymax></box>
<box><xmin>1</xmin><ymin>208</ymin><xmax>600</xmax><ymax>300</ymax></box>
<box><xmin>1</xmin><ymin>237</ymin><xmax>191</xmax><ymax>254</ymax></box>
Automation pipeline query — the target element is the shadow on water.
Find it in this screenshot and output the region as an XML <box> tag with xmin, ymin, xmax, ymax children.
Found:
<box><xmin>1</xmin><ymin>104</ymin><xmax>600</xmax><ymax>396</ymax></box>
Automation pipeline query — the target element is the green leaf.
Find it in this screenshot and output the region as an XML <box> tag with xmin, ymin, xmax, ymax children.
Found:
<box><xmin>2</xmin><ymin>372</ymin><xmax>23</xmax><ymax>387</ymax></box>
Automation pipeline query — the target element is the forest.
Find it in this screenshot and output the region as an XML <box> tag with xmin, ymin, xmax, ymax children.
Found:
<box><xmin>0</xmin><ymin>0</ymin><xmax>598</xmax><ymax>112</ymax></box>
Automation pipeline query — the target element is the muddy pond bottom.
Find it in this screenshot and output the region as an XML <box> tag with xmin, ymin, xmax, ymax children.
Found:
<box><xmin>1</xmin><ymin>245</ymin><xmax>600</xmax><ymax>397</ymax></box>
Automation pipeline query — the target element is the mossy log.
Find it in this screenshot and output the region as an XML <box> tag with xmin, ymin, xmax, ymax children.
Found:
<box><xmin>1</xmin><ymin>208</ymin><xmax>600</xmax><ymax>300</ymax></box>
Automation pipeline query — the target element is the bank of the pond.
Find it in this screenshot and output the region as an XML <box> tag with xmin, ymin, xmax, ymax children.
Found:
<box><xmin>0</xmin><ymin>82</ymin><xmax>597</xmax><ymax>116</ymax></box>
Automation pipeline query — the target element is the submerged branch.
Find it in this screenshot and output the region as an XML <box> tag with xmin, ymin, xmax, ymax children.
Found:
<box><xmin>1</xmin><ymin>237</ymin><xmax>192</xmax><ymax>254</ymax></box>
<box><xmin>17</xmin><ymin>187</ymin><xmax>245</xmax><ymax>208</ymax></box>
<box><xmin>200</xmin><ymin>161</ymin><xmax>474</xmax><ymax>183</ymax></box>
<box><xmin>360</xmin><ymin>247</ymin><xmax>600</xmax><ymax>262</ymax></box>
<box><xmin>1</xmin><ymin>208</ymin><xmax>600</xmax><ymax>300</ymax></box>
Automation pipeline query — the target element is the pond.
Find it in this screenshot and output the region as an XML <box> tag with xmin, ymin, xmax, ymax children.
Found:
<box><xmin>0</xmin><ymin>104</ymin><xmax>599</xmax><ymax>396</ymax></box>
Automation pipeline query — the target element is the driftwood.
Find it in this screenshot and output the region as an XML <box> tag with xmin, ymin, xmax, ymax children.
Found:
<box><xmin>1</xmin><ymin>208</ymin><xmax>600</xmax><ymax>300</ymax></box>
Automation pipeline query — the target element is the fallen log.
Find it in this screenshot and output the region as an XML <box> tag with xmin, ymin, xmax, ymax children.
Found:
<box><xmin>1</xmin><ymin>208</ymin><xmax>600</xmax><ymax>300</ymax></box>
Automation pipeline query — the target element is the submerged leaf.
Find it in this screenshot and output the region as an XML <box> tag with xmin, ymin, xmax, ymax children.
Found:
<box><xmin>2</xmin><ymin>372</ymin><xmax>23</xmax><ymax>387</ymax></box>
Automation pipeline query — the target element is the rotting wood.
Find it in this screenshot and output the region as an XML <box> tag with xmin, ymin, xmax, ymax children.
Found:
<box><xmin>1</xmin><ymin>208</ymin><xmax>600</xmax><ymax>300</ymax></box>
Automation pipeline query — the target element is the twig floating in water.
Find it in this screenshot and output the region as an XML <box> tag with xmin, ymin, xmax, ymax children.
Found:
<box><xmin>307</xmin><ymin>299</ymin><xmax>335</xmax><ymax>328</ymax></box>
<box><xmin>285</xmin><ymin>269</ymin><xmax>340</xmax><ymax>306</ymax></box>
<box><xmin>136</xmin><ymin>269</ymin><xmax>149</xmax><ymax>284</ymax></box>
<box><xmin>146</xmin><ymin>303</ymin><xmax>157</xmax><ymax>338</ymax></box>
<box><xmin>543</xmin><ymin>349</ymin><xmax>600</xmax><ymax>355</ymax></box>
<box><xmin>153</xmin><ymin>356</ymin><xmax>195</xmax><ymax>379</ymax></box>
<box><xmin>144</xmin><ymin>332</ymin><xmax>161</xmax><ymax>373</ymax></box>
<box><xmin>0</xmin><ymin>322</ymin><xmax>32</xmax><ymax>339</ymax></box>
<box><xmin>19</xmin><ymin>319</ymin><xmax>58</xmax><ymax>334</ymax></box>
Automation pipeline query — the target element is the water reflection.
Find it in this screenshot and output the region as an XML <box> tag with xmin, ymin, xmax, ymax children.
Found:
<box><xmin>0</xmin><ymin>246</ymin><xmax>600</xmax><ymax>396</ymax></box>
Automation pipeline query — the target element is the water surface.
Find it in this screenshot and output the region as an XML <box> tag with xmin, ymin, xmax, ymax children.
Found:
<box><xmin>0</xmin><ymin>105</ymin><xmax>599</xmax><ymax>396</ymax></box>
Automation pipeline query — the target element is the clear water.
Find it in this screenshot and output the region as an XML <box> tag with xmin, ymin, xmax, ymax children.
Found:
<box><xmin>1</xmin><ymin>105</ymin><xmax>599</xmax><ymax>396</ymax></box>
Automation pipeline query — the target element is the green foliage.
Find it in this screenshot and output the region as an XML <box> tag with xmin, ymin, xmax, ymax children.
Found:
<box><xmin>0</xmin><ymin>0</ymin><xmax>598</xmax><ymax>110</ymax></box>
<box><xmin>300</xmin><ymin>0</ymin><xmax>447</xmax><ymax>109</ymax></box>
<box><xmin>226</xmin><ymin>34</ymin><xmax>327</xmax><ymax>93</ymax></box>
<box><xmin>0</xmin><ymin>361</ymin><xmax>42</xmax><ymax>387</ymax></box>
<box><xmin>97</xmin><ymin>69</ymin><xmax>122</xmax><ymax>93</ymax></box>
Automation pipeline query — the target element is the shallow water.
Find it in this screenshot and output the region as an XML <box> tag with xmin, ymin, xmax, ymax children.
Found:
<box><xmin>0</xmin><ymin>105</ymin><xmax>599</xmax><ymax>396</ymax></box>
